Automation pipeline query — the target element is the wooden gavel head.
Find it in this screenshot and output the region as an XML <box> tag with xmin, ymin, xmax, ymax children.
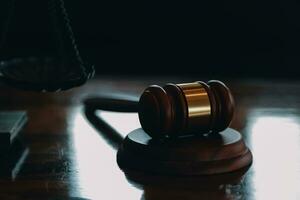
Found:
<box><xmin>138</xmin><ymin>80</ymin><xmax>234</xmax><ymax>138</ymax></box>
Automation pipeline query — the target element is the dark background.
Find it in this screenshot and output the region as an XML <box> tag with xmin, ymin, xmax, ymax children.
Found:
<box><xmin>0</xmin><ymin>0</ymin><xmax>299</xmax><ymax>77</ymax></box>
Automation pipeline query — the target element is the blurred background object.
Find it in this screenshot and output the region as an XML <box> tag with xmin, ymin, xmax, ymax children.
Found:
<box><xmin>0</xmin><ymin>0</ymin><xmax>297</xmax><ymax>77</ymax></box>
<box><xmin>0</xmin><ymin>0</ymin><xmax>95</xmax><ymax>91</ymax></box>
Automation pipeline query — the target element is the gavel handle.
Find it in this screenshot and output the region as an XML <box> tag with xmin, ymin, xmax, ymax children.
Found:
<box><xmin>83</xmin><ymin>95</ymin><xmax>139</xmax><ymax>149</ymax></box>
<box><xmin>83</xmin><ymin>95</ymin><xmax>139</xmax><ymax>113</ymax></box>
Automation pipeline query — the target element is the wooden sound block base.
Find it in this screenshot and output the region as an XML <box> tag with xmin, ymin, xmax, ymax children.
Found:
<box><xmin>117</xmin><ymin>128</ymin><xmax>252</xmax><ymax>176</ymax></box>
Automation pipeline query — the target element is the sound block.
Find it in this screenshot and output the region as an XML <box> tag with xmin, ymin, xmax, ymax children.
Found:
<box><xmin>117</xmin><ymin>128</ymin><xmax>252</xmax><ymax>176</ymax></box>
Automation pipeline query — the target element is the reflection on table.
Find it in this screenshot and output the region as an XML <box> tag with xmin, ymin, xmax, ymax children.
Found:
<box><xmin>0</xmin><ymin>77</ymin><xmax>300</xmax><ymax>199</ymax></box>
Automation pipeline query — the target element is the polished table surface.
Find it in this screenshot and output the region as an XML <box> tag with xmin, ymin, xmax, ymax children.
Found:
<box><xmin>0</xmin><ymin>76</ymin><xmax>299</xmax><ymax>200</ymax></box>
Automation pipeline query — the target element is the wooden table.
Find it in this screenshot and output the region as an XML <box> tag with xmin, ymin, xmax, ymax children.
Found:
<box><xmin>0</xmin><ymin>76</ymin><xmax>299</xmax><ymax>199</ymax></box>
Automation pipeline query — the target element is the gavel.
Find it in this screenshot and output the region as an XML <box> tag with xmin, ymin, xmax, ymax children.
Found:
<box><xmin>84</xmin><ymin>80</ymin><xmax>235</xmax><ymax>138</ymax></box>
<box><xmin>84</xmin><ymin>80</ymin><xmax>252</xmax><ymax>177</ymax></box>
<box><xmin>138</xmin><ymin>80</ymin><xmax>234</xmax><ymax>138</ymax></box>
